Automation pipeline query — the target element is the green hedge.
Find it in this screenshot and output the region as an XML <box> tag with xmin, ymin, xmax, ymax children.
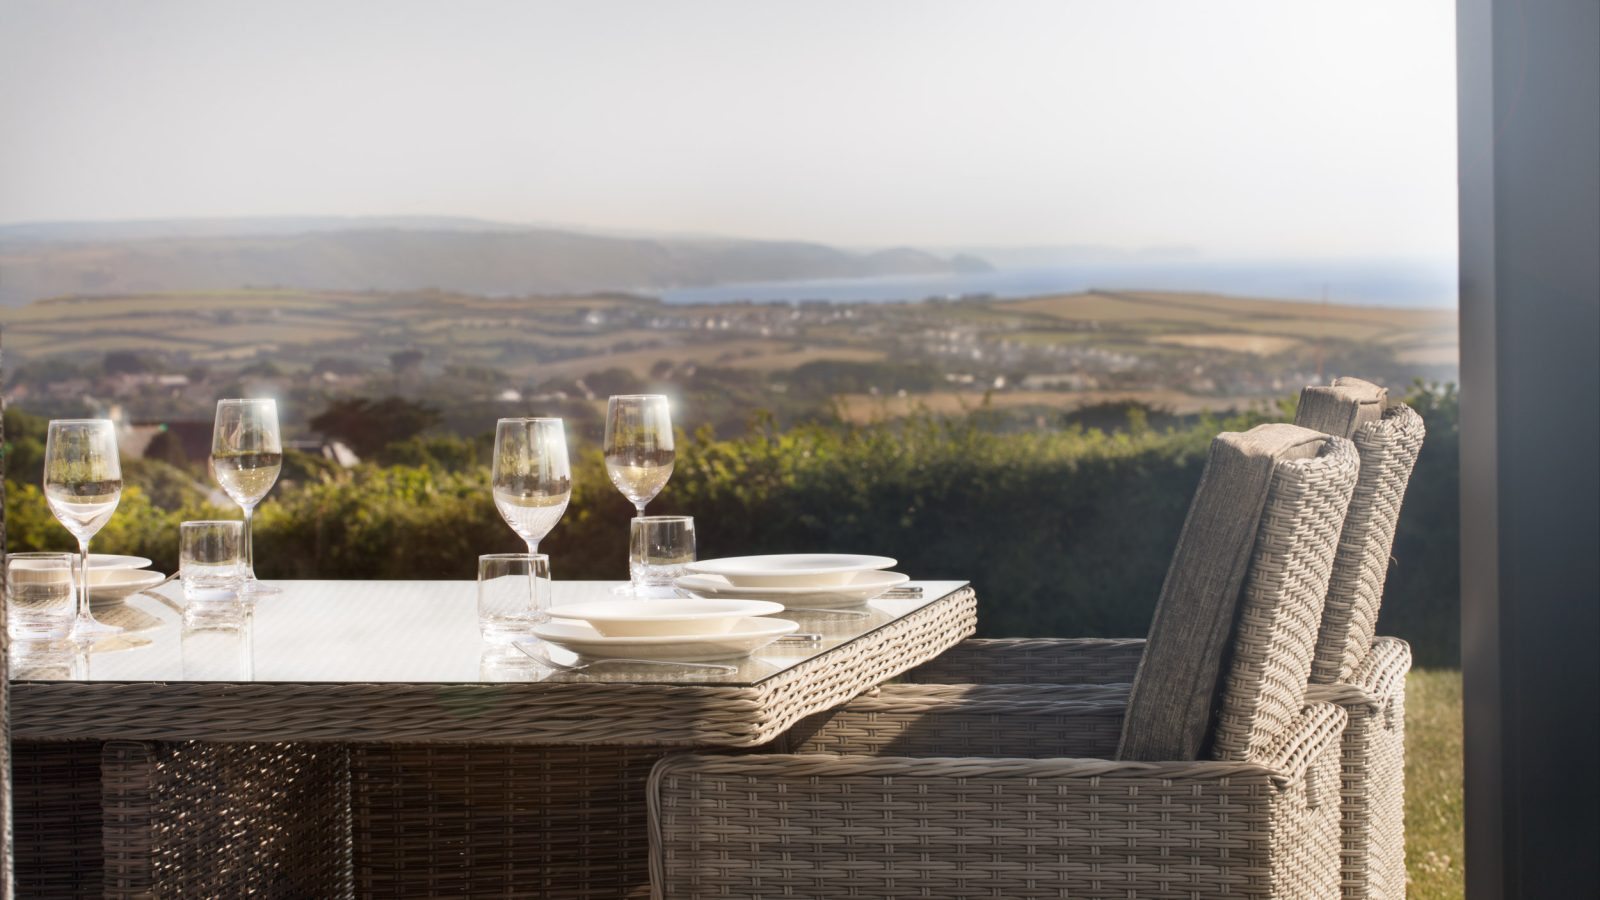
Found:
<box><xmin>3</xmin><ymin>386</ymin><xmax>1461</xmax><ymax>665</ymax></box>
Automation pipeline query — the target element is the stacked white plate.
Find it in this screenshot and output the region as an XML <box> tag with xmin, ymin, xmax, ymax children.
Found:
<box><xmin>534</xmin><ymin>598</ymin><xmax>798</xmax><ymax>661</ymax></box>
<box><xmin>678</xmin><ymin>554</ymin><xmax>906</xmax><ymax>609</ymax></box>
<box><xmin>85</xmin><ymin>554</ymin><xmax>167</xmax><ymax>603</ymax></box>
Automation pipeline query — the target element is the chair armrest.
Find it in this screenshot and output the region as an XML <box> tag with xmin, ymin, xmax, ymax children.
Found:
<box><xmin>1353</xmin><ymin>637</ymin><xmax>1412</xmax><ymax>696</ymax></box>
<box><xmin>871</xmin><ymin>682</ymin><xmax>1131</xmax><ymax>703</ymax></box>
<box><xmin>1305</xmin><ymin>637</ymin><xmax>1411</xmax><ymax>714</ymax></box>
<box><xmin>1251</xmin><ymin>699</ymin><xmax>1352</xmax><ymax>787</ymax></box>
<box><xmin>785</xmin><ymin>682</ymin><xmax>1131</xmax><ymax>758</ymax></box>
<box><xmin>652</xmin><ymin>703</ymin><xmax>1348</xmax><ymax>899</ymax></box>
<box><xmin>904</xmin><ymin>637</ymin><xmax>1145</xmax><ymax>685</ymax></box>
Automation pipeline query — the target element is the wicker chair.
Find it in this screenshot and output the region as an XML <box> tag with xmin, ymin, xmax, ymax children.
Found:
<box><xmin>1307</xmin><ymin>637</ymin><xmax>1411</xmax><ymax>900</ymax></box>
<box><xmin>650</xmin><ymin>425</ymin><xmax>1361</xmax><ymax>898</ymax></box>
<box><xmin>897</xmin><ymin>380</ymin><xmax>1425</xmax><ymax>899</ymax></box>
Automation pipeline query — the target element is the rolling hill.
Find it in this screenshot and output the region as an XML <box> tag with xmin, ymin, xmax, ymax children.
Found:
<box><xmin>0</xmin><ymin>217</ymin><xmax>991</xmax><ymax>306</ymax></box>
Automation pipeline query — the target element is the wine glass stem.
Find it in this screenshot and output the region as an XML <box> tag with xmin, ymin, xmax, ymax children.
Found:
<box><xmin>242</xmin><ymin>504</ymin><xmax>257</xmax><ymax>579</ymax></box>
<box><xmin>76</xmin><ymin>537</ymin><xmax>92</xmax><ymax>622</ymax></box>
<box><xmin>635</xmin><ymin>502</ymin><xmax>647</xmax><ymax>518</ymax></box>
<box><xmin>526</xmin><ymin>540</ymin><xmax>539</xmax><ymax>555</ymax></box>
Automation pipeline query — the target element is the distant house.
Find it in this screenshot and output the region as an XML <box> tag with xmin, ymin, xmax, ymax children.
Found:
<box><xmin>1020</xmin><ymin>373</ymin><xmax>1101</xmax><ymax>391</ymax></box>
<box><xmin>107</xmin><ymin>372</ymin><xmax>190</xmax><ymax>397</ymax></box>
<box><xmin>119</xmin><ymin>422</ymin><xmax>360</xmax><ymax>469</ymax></box>
<box><xmin>284</xmin><ymin>439</ymin><xmax>361</xmax><ymax>468</ymax></box>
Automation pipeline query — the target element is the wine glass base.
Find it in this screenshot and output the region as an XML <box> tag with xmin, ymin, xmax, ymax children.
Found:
<box><xmin>239</xmin><ymin>581</ymin><xmax>282</xmax><ymax>597</ymax></box>
<box><xmin>86</xmin><ymin>634</ymin><xmax>154</xmax><ymax>653</ymax></box>
<box><xmin>70</xmin><ymin>617</ymin><xmax>124</xmax><ymax>641</ymax></box>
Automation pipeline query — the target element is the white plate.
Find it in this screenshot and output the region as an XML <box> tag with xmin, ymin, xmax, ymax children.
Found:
<box><xmin>554</xmin><ymin>598</ymin><xmax>786</xmax><ymax>637</ymax></box>
<box><xmin>88</xmin><ymin>569</ymin><xmax>167</xmax><ymax>602</ymax></box>
<box><xmin>675</xmin><ymin>571</ymin><xmax>911</xmax><ymax>609</ymax></box>
<box><xmin>685</xmin><ymin>553</ymin><xmax>897</xmax><ymax>588</ymax></box>
<box><xmin>530</xmin><ymin>616</ymin><xmax>799</xmax><ymax>661</ymax></box>
<box><xmin>87</xmin><ymin>553</ymin><xmax>153</xmax><ymax>572</ymax></box>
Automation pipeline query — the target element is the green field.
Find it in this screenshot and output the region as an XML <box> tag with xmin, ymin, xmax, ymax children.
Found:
<box><xmin>1407</xmin><ymin>669</ymin><xmax>1465</xmax><ymax>899</ymax></box>
<box><xmin>0</xmin><ymin>288</ymin><xmax>1457</xmax><ymax>401</ymax></box>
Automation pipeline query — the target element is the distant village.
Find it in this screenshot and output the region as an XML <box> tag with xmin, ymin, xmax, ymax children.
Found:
<box><xmin>3</xmin><ymin>288</ymin><xmax>1446</xmax><ymax>456</ymax></box>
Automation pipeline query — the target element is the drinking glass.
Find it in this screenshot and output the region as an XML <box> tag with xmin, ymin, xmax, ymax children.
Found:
<box><xmin>479</xmin><ymin>643</ymin><xmax>550</xmax><ymax>682</ymax></box>
<box><xmin>478</xmin><ymin>553</ymin><xmax>551</xmax><ymax>643</ymax></box>
<box><xmin>6</xmin><ymin>552</ymin><xmax>78</xmax><ymax>640</ymax></box>
<box><xmin>180</xmin><ymin>520</ymin><xmax>245</xmax><ymax>603</ymax></box>
<box><xmin>181</xmin><ymin>603</ymin><xmax>253</xmax><ymax>681</ymax></box>
<box><xmin>603</xmin><ymin>395</ymin><xmax>675</xmax><ymax>517</ymax></box>
<box><xmin>629</xmin><ymin>515</ymin><xmax>696</xmax><ymax>597</ymax></box>
<box><xmin>211</xmin><ymin>398</ymin><xmax>283</xmax><ymax>596</ymax></box>
<box><xmin>491</xmin><ymin>418</ymin><xmax>571</xmax><ymax>554</ymax></box>
<box><xmin>43</xmin><ymin>418</ymin><xmax>124</xmax><ymax>637</ymax></box>
<box><xmin>10</xmin><ymin>638</ymin><xmax>88</xmax><ymax>680</ymax></box>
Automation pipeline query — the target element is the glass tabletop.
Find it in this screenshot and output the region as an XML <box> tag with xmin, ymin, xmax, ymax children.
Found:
<box><xmin>8</xmin><ymin>580</ymin><xmax>970</xmax><ymax>688</ymax></box>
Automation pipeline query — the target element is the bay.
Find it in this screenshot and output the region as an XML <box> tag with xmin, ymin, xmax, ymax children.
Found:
<box><xmin>660</xmin><ymin>257</ymin><xmax>1458</xmax><ymax>309</ymax></box>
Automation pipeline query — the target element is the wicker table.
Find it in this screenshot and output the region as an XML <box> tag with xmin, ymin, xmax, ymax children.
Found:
<box><xmin>9</xmin><ymin>579</ymin><xmax>977</xmax><ymax>898</ymax></box>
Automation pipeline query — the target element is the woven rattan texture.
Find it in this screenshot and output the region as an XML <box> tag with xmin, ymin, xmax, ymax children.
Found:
<box><xmin>904</xmin><ymin>637</ymin><xmax>1144</xmax><ymax>684</ymax></box>
<box><xmin>353</xmin><ymin>744</ymin><xmax>658</xmax><ymax>899</ymax></box>
<box><xmin>650</xmin><ymin>702</ymin><xmax>1347</xmax><ymax>899</ymax></box>
<box><xmin>1309</xmin><ymin>407</ymin><xmax>1426</xmax><ymax>684</ymax></box>
<box><xmin>9</xmin><ymin>740</ymin><xmax>348</xmax><ymax>899</ymax></box>
<box><xmin>12</xmin><ymin>589</ymin><xmax>976</xmax><ymax>748</ymax></box>
<box><xmin>1211</xmin><ymin>438</ymin><xmax>1359</xmax><ymax>763</ymax></box>
<box><xmin>336</xmin><ymin>591</ymin><xmax>972</xmax><ymax>898</ymax></box>
<box><xmin>1308</xmin><ymin>637</ymin><xmax>1411</xmax><ymax>899</ymax></box>
<box><xmin>100</xmin><ymin>741</ymin><xmax>352</xmax><ymax>899</ymax></box>
<box><xmin>11</xmin><ymin>741</ymin><xmax>104</xmax><ymax>899</ymax></box>
<box><xmin>785</xmin><ymin>683</ymin><xmax>1129</xmax><ymax>759</ymax></box>
<box><xmin>888</xmin><ymin>634</ymin><xmax>1411</xmax><ymax>899</ymax></box>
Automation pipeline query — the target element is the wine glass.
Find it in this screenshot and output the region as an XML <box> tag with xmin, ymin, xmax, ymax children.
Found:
<box><xmin>43</xmin><ymin>418</ymin><xmax>124</xmax><ymax>637</ymax></box>
<box><xmin>603</xmin><ymin>395</ymin><xmax>675</xmax><ymax>517</ymax></box>
<box><xmin>491</xmin><ymin>418</ymin><xmax>572</xmax><ymax>554</ymax></box>
<box><xmin>211</xmin><ymin>398</ymin><xmax>284</xmax><ymax>596</ymax></box>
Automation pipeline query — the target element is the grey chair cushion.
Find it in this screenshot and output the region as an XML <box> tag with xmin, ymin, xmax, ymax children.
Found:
<box><xmin>1209</xmin><ymin>436</ymin><xmax>1361</xmax><ymax>761</ymax></box>
<box><xmin>1296</xmin><ymin>376</ymin><xmax>1387</xmax><ymax>439</ymax></box>
<box><xmin>1117</xmin><ymin>423</ymin><xmax>1334</xmax><ymax>761</ymax></box>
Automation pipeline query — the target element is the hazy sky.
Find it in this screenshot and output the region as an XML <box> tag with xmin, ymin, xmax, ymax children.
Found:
<box><xmin>0</xmin><ymin>1</ymin><xmax>1457</xmax><ymax>257</ymax></box>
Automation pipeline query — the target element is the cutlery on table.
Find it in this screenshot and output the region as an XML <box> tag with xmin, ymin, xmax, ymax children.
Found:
<box><xmin>135</xmin><ymin>572</ymin><xmax>185</xmax><ymax>615</ymax></box>
<box><xmin>142</xmin><ymin>571</ymin><xmax>180</xmax><ymax>593</ymax></box>
<box><xmin>514</xmin><ymin>642</ymin><xmax>738</xmax><ymax>675</ymax></box>
<box><xmin>785</xmin><ymin>606</ymin><xmax>872</xmax><ymax>618</ymax></box>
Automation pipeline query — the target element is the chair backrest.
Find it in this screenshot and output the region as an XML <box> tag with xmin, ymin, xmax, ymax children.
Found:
<box><xmin>1118</xmin><ymin>423</ymin><xmax>1359</xmax><ymax>762</ymax></box>
<box><xmin>1294</xmin><ymin>379</ymin><xmax>1426</xmax><ymax>683</ymax></box>
<box><xmin>1297</xmin><ymin>376</ymin><xmax>1388</xmax><ymax>437</ymax></box>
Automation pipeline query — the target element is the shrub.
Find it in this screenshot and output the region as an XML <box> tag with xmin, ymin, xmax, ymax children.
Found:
<box><xmin>3</xmin><ymin>386</ymin><xmax>1462</xmax><ymax>665</ymax></box>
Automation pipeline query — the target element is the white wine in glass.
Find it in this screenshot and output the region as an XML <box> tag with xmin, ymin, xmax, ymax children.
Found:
<box><xmin>491</xmin><ymin>418</ymin><xmax>572</xmax><ymax>554</ymax></box>
<box><xmin>43</xmin><ymin>418</ymin><xmax>124</xmax><ymax>637</ymax></box>
<box><xmin>603</xmin><ymin>394</ymin><xmax>675</xmax><ymax>517</ymax></box>
<box><xmin>212</xmin><ymin>398</ymin><xmax>283</xmax><ymax>596</ymax></box>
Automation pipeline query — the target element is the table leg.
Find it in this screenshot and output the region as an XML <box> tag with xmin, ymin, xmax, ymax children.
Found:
<box><xmin>352</xmin><ymin>744</ymin><xmax>663</xmax><ymax>899</ymax></box>
<box><xmin>12</xmin><ymin>740</ymin><xmax>351</xmax><ymax>899</ymax></box>
<box><xmin>11</xmin><ymin>742</ymin><xmax>104</xmax><ymax>898</ymax></box>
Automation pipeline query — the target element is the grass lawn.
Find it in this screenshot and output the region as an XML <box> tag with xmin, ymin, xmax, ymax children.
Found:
<box><xmin>1407</xmin><ymin>668</ymin><xmax>1464</xmax><ymax>898</ymax></box>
